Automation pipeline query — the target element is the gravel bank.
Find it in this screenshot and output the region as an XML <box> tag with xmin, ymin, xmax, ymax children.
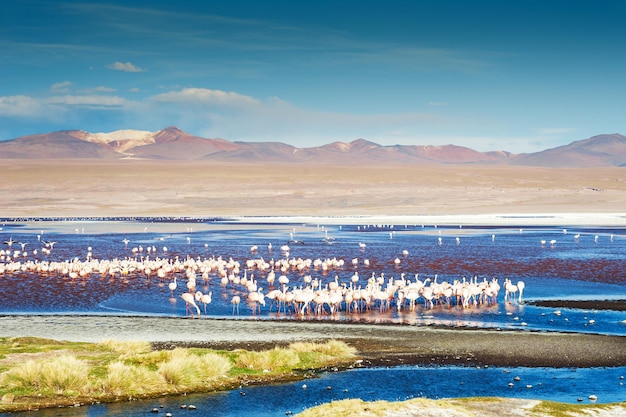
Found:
<box><xmin>1</xmin><ymin>315</ymin><xmax>625</xmax><ymax>368</ymax></box>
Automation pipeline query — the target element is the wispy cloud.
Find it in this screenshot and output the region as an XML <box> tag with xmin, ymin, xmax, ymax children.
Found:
<box><xmin>50</xmin><ymin>81</ymin><xmax>72</xmax><ymax>93</ymax></box>
<box><xmin>107</xmin><ymin>61</ymin><xmax>146</xmax><ymax>72</ymax></box>
<box><xmin>0</xmin><ymin>87</ymin><xmax>536</xmax><ymax>152</ymax></box>
<box><xmin>151</xmin><ymin>88</ymin><xmax>259</xmax><ymax>107</ymax></box>
<box><xmin>0</xmin><ymin>93</ymin><xmax>129</xmax><ymax>121</ymax></box>
<box><xmin>46</xmin><ymin>95</ymin><xmax>128</xmax><ymax>108</ymax></box>
<box><xmin>0</xmin><ymin>95</ymin><xmax>50</xmax><ymax>118</ymax></box>
<box><xmin>78</xmin><ymin>86</ymin><xmax>118</xmax><ymax>94</ymax></box>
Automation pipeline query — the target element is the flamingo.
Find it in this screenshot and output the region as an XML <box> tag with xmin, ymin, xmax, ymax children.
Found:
<box><xmin>231</xmin><ymin>295</ymin><xmax>241</xmax><ymax>315</ymax></box>
<box><xmin>517</xmin><ymin>281</ymin><xmax>525</xmax><ymax>303</ymax></box>
<box><xmin>248</xmin><ymin>288</ymin><xmax>265</xmax><ymax>315</ymax></box>
<box><xmin>181</xmin><ymin>292</ymin><xmax>200</xmax><ymax>317</ymax></box>
<box><xmin>200</xmin><ymin>291</ymin><xmax>212</xmax><ymax>314</ymax></box>
<box><xmin>168</xmin><ymin>276</ymin><xmax>177</xmax><ymax>296</ymax></box>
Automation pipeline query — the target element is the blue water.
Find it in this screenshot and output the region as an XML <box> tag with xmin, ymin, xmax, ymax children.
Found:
<box><xmin>1</xmin><ymin>220</ymin><xmax>624</xmax><ymax>334</ymax></box>
<box><xmin>4</xmin><ymin>366</ymin><xmax>625</xmax><ymax>416</ymax></box>
<box><xmin>1</xmin><ymin>219</ymin><xmax>625</xmax><ymax>414</ymax></box>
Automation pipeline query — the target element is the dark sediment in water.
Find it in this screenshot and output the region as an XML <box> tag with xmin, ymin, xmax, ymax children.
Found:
<box><xmin>527</xmin><ymin>299</ymin><xmax>626</xmax><ymax>311</ymax></box>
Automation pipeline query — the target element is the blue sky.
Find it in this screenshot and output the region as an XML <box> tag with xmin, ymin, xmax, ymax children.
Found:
<box><xmin>1</xmin><ymin>0</ymin><xmax>624</xmax><ymax>152</ymax></box>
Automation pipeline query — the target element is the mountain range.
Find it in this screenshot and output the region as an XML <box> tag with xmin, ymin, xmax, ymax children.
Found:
<box><xmin>0</xmin><ymin>127</ymin><xmax>625</xmax><ymax>167</ymax></box>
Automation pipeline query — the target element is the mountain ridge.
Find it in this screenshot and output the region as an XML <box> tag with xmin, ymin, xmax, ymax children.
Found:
<box><xmin>0</xmin><ymin>127</ymin><xmax>624</xmax><ymax>167</ymax></box>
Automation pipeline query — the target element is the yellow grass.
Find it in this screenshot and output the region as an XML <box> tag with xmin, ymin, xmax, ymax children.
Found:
<box><xmin>100</xmin><ymin>361</ymin><xmax>166</xmax><ymax>396</ymax></box>
<box><xmin>1</xmin><ymin>355</ymin><xmax>89</xmax><ymax>395</ymax></box>
<box><xmin>295</xmin><ymin>397</ymin><xmax>626</xmax><ymax>417</ymax></box>
<box><xmin>290</xmin><ymin>340</ymin><xmax>357</xmax><ymax>357</ymax></box>
<box><xmin>99</xmin><ymin>339</ymin><xmax>151</xmax><ymax>356</ymax></box>
<box><xmin>157</xmin><ymin>348</ymin><xmax>231</xmax><ymax>388</ymax></box>
<box><xmin>0</xmin><ymin>337</ymin><xmax>358</xmax><ymax>412</ymax></box>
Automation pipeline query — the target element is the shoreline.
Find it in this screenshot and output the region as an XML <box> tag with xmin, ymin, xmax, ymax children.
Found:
<box><xmin>2</xmin><ymin>315</ymin><xmax>625</xmax><ymax>369</ymax></box>
<box><xmin>1</xmin><ymin>213</ymin><xmax>625</xmax><ymax>226</ymax></box>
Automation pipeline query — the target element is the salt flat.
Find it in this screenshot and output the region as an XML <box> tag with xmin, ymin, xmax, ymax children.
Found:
<box><xmin>1</xmin><ymin>160</ymin><xmax>625</xmax><ymax>222</ymax></box>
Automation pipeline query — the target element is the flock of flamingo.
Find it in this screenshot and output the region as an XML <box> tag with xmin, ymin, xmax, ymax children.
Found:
<box><xmin>0</xmin><ymin>227</ymin><xmax>529</xmax><ymax>319</ymax></box>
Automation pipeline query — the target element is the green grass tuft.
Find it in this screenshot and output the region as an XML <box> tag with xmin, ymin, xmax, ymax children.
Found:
<box><xmin>1</xmin><ymin>355</ymin><xmax>89</xmax><ymax>395</ymax></box>
<box><xmin>157</xmin><ymin>348</ymin><xmax>231</xmax><ymax>388</ymax></box>
<box><xmin>100</xmin><ymin>361</ymin><xmax>166</xmax><ymax>396</ymax></box>
<box><xmin>99</xmin><ymin>339</ymin><xmax>151</xmax><ymax>356</ymax></box>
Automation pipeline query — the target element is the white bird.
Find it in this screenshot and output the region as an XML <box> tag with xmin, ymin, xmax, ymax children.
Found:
<box><xmin>200</xmin><ymin>292</ymin><xmax>212</xmax><ymax>314</ymax></box>
<box><xmin>168</xmin><ymin>277</ymin><xmax>177</xmax><ymax>296</ymax></box>
<box><xmin>231</xmin><ymin>295</ymin><xmax>241</xmax><ymax>315</ymax></box>
<box><xmin>181</xmin><ymin>292</ymin><xmax>200</xmax><ymax>317</ymax></box>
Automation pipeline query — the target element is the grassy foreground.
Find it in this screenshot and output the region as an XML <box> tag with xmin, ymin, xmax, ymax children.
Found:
<box><xmin>295</xmin><ymin>397</ymin><xmax>626</xmax><ymax>417</ymax></box>
<box><xmin>0</xmin><ymin>337</ymin><xmax>357</xmax><ymax>412</ymax></box>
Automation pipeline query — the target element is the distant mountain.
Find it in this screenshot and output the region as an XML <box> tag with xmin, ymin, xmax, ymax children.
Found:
<box><xmin>0</xmin><ymin>130</ymin><xmax>122</xmax><ymax>159</ymax></box>
<box><xmin>510</xmin><ymin>134</ymin><xmax>626</xmax><ymax>167</ymax></box>
<box><xmin>0</xmin><ymin>128</ymin><xmax>624</xmax><ymax>167</ymax></box>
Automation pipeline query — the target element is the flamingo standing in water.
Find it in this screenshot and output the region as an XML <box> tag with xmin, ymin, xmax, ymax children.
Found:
<box><xmin>504</xmin><ymin>278</ymin><xmax>525</xmax><ymax>303</ymax></box>
<box><xmin>200</xmin><ymin>291</ymin><xmax>212</xmax><ymax>314</ymax></box>
<box><xmin>517</xmin><ymin>281</ymin><xmax>525</xmax><ymax>303</ymax></box>
<box><xmin>168</xmin><ymin>276</ymin><xmax>177</xmax><ymax>296</ymax></box>
<box><xmin>231</xmin><ymin>295</ymin><xmax>241</xmax><ymax>315</ymax></box>
<box><xmin>181</xmin><ymin>292</ymin><xmax>200</xmax><ymax>317</ymax></box>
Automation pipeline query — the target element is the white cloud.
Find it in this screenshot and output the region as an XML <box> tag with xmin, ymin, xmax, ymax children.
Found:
<box><xmin>46</xmin><ymin>95</ymin><xmax>128</xmax><ymax>107</ymax></box>
<box><xmin>0</xmin><ymin>95</ymin><xmax>48</xmax><ymax>118</ymax></box>
<box><xmin>78</xmin><ymin>86</ymin><xmax>118</xmax><ymax>94</ymax></box>
<box><xmin>107</xmin><ymin>61</ymin><xmax>146</xmax><ymax>72</ymax></box>
<box><xmin>0</xmin><ymin>94</ymin><xmax>129</xmax><ymax>122</ymax></box>
<box><xmin>94</xmin><ymin>86</ymin><xmax>117</xmax><ymax>92</ymax></box>
<box><xmin>150</xmin><ymin>88</ymin><xmax>259</xmax><ymax>107</ymax></box>
<box><xmin>50</xmin><ymin>81</ymin><xmax>72</xmax><ymax>93</ymax></box>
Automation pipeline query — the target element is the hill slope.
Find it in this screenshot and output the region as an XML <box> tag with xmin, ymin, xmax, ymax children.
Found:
<box><xmin>1</xmin><ymin>128</ymin><xmax>624</xmax><ymax>167</ymax></box>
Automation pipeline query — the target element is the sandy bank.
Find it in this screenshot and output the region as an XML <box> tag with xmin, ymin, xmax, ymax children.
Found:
<box><xmin>1</xmin><ymin>315</ymin><xmax>625</xmax><ymax>368</ymax></box>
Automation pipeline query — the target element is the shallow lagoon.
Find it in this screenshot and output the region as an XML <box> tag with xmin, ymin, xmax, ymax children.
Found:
<box><xmin>1</xmin><ymin>219</ymin><xmax>624</xmax><ymax>334</ymax></box>
<box><xmin>1</xmin><ymin>218</ymin><xmax>625</xmax><ymax>414</ymax></box>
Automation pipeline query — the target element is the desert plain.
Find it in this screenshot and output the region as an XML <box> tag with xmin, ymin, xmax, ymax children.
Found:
<box><xmin>1</xmin><ymin>159</ymin><xmax>625</xmax><ymax>219</ymax></box>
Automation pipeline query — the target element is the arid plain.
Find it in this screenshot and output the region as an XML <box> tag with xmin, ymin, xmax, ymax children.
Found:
<box><xmin>1</xmin><ymin>160</ymin><xmax>625</xmax><ymax>218</ymax></box>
